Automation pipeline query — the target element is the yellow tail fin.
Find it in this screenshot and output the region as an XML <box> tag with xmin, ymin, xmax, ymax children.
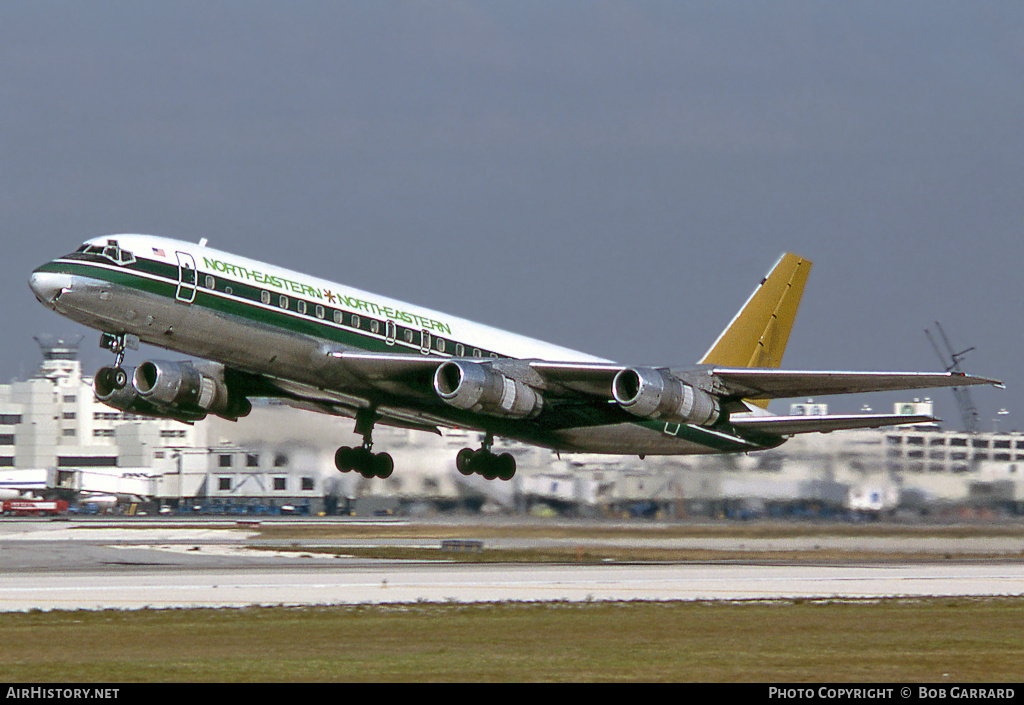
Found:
<box><xmin>699</xmin><ymin>253</ymin><xmax>811</xmax><ymax>406</ymax></box>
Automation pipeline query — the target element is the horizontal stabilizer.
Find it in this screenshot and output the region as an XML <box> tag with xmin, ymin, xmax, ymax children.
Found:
<box><xmin>710</xmin><ymin>369</ymin><xmax>1002</xmax><ymax>400</ymax></box>
<box><xmin>731</xmin><ymin>413</ymin><xmax>937</xmax><ymax>436</ymax></box>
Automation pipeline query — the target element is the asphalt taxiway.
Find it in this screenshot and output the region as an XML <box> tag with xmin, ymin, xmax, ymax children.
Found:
<box><xmin>2</xmin><ymin>519</ymin><xmax>1022</xmax><ymax>611</ymax></box>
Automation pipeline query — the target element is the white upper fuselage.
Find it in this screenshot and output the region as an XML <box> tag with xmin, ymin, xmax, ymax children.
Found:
<box><xmin>130</xmin><ymin>234</ymin><xmax>607</xmax><ymax>364</ymax></box>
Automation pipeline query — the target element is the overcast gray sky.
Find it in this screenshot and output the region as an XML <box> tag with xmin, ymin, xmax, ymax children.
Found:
<box><xmin>4</xmin><ymin>1</ymin><xmax>1022</xmax><ymax>432</ymax></box>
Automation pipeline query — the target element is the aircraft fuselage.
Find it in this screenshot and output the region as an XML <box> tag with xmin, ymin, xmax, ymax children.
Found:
<box><xmin>30</xmin><ymin>234</ymin><xmax>777</xmax><ymax>458</ymax></box>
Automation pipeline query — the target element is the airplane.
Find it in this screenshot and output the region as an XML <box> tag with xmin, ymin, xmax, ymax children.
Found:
<box><xmin>29</xmin><ymin>235</ymin><xmax>1001</xmax><ymax>481</ymax></box>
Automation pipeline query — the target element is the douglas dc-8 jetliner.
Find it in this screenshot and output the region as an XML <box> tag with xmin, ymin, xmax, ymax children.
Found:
<box><xmin>29</xmin><ymin>235</ymin><xmax>1000</xmax><ymax>481</ymax></box>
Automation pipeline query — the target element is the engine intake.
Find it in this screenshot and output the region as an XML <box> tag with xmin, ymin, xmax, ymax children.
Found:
<box><xmin>612</xmin><ymin>367</ymin><xmax>720</xmax><ymax>426</ymax></box>
<box><xmin>131</xmin><ymin>360</ymin><xmax>251</xmax><ymax>421</ymax></box>
<box><xmin>434</xmin><ymin>360</ymin><xmax>543</xmax><ymax>418</ymax></box>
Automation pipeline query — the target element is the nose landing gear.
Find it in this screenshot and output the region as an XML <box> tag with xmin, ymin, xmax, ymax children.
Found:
<box><xmin>96</xmin><ymin>332</ymin><xmax>139</xmax><ymax>392</ymax></box>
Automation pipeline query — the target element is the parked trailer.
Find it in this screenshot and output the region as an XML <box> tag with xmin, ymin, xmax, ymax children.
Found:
<box><xmin>1</xmin><ymin>499</ymin><xmax>69</xmax><ymax>516</ymax></box>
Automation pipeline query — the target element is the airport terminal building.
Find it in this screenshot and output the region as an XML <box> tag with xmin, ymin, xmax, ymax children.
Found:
<box><xmin>2</xmin><ymin>337</ymin><xmax>1022</xmax><ymax>517</ymax></box>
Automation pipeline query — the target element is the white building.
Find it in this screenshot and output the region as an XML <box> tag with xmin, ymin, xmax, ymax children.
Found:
<box><xmin>0</xmin><ymin>337</ymin><xmax>207</xmax><ymax>502</ymax></box>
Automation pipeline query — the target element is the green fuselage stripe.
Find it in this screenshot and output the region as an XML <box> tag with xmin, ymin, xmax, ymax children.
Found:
<box><xmin>41</xmin><ymin>255</ymin><xmax>499</xmax><ymax>359</ymax></box>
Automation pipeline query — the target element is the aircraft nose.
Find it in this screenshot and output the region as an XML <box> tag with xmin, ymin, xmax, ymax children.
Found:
<box><xmin>28</xmin><ymin>269</ymin><xmax>74</xmax><ymax>308</ymax></box>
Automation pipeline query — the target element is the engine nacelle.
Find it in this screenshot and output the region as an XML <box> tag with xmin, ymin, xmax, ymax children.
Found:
<box><xmin>131</xmin><ymin>360</ymin><xmax>252</xmax><ymax>421</ymax></box>
<box><xmin>433</xmin><ymin>360</ymin><xmax>543</xmax><ymax>419</ymax></box>
<box><xmin>94</xmin><ymin>366</ymin><xmax>207</xmax><ymax>423</ymax></box>
<box><xmin>612</xmin><ymin>367</ymin><xmax>720</xmax><ymax>426</ymax></box>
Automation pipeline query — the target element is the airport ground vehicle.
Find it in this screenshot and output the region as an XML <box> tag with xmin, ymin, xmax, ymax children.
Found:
<box><xmin>1</xmin><ymin>499</ymin><xmax>69</xmax><ymax>516</ymax></box>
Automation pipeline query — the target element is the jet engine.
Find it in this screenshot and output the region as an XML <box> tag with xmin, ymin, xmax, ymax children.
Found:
<box><xmin>133</xmin><ymin>360</ymin><xmax>252</xmax><ymax>421</ymax></box>
<box><xmin>94</xmin><ymin>361</ymin><xmax>251</xmax><ymax>423</ymax></box>
<box><xmin>94</xmin><ymin>366</ymin><xmax>207</xmax><ymax>423</ymax></box>
<box><xmin>612</xmin><ymin>367</ymin><xmax>720</xmax><ymax>426</ymax></box>
<box><xmin>433</xmin><ymin>360</ymin><xmax>543</xmax><ymax>418</ymax></box>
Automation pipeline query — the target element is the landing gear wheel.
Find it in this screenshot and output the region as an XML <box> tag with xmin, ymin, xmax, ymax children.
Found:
<box><xmin>456</xmin><ymin>447</ymin><xmax>517</xmax><ymax>481</ymax></box>
<box><xmin>335</xmin><ymin>446</ymin><xmax>356</xmax><ymax>473</ymax></box>
<box><xmin>335</xmin><ymin>446</ymin><xmax>394</xmax><ymax>479</ymax></box>
<box><xmin>94</xmin><ymin>366</ymin><xmax>129</xmax><ymax>396</ymax></box>
<box><xmin>477</xmin><ymin>451</ymin><xmax>499</xmax><ymax>480</ymax></box>
<box><xmin>456</xmin><ymin>448</ymin><xmax>475</xmax><ymax>476</ymax></box>
<box><xmin>372</xmin><ymin>452</ymin><xmax>394</xmax><ymax>479</ymax></box>
<box><xmin>355</xmin><ymin>448</ymin><xmax>376</xmax><ymax>478</ymax></box>
<box><xmin>496</xmin><ymin>452</ymin><xmax>516</xmax><ymax>481</ymax></box>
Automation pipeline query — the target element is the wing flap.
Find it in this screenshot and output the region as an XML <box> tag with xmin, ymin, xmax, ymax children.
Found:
<box><xmin>258</xmin><ymin>373</ymin><xmax>448</xmax><ymax>435</ymax></box>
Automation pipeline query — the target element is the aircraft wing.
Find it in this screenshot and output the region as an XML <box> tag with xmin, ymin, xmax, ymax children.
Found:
<box><xmin>730</xmin><ymin>413</ymin><xmax>937</xmax><ymax>436</ymax></box>
<box><xmin>328</xmin><ymin>351</ymin><xmax>443</xmax><ymax>382</ymax></box>
<box><xmin>255</xmin><ymin>370</ymin><xmax>454</xmax><ymax>435</ymax></box>
<box><xmin>327</xmin><ymin>353</ymin><xmax>1002</xmax><ymax>403</ymax></box>
<box><xmin>706</xmin><ymin>368</ymin><xmax>1002</xmax><ymax>400</ymax></box>
<box><xmin>304</xmin><ymin>352</ymin><xmax>1004</xmax><ymax>439</ymax></box>
<box><xmin>332</xmin><ymin>352</ymin><xmax>625</xmax><ymax>398</ymax></box>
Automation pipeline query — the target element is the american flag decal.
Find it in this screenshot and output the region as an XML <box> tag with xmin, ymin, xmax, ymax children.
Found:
<box><xmin>152</xmin><ymin>248</ymin><xmax>165</xmax><ymax>257</ymax></box>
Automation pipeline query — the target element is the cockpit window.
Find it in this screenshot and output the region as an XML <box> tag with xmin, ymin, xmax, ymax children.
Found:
<box><xmin>76</xmin><ymin>240</ymin><xmax>136</xmax><ymax>266</ymax></box>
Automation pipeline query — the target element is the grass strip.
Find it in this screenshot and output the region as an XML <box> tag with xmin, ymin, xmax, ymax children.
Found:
<box><xmin>1</xmin><ymin>597</ymin><xmax>1022</xmax><ymax>682</ymax></box>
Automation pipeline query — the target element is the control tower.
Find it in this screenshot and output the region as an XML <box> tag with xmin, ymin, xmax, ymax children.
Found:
<box><xmin>32</xmin><ymin>335</ymin><xmax>84</xmax><ymax>384</ymax></box>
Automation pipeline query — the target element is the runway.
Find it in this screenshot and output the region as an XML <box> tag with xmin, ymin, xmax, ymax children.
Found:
<box><xmin>2</xmin><ymin>561</ymin><xmax>1023</xmax><ymax>611</ymax></box>
<box><xmin>2</xmin><ymin>519</ymin><xmax>1023</xmax><ymax>611</ymax></box>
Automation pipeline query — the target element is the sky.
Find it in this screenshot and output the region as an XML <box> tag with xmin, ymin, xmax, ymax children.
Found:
<box><xmin>3</xmin><ymin>1</ymin><xmax>1022</xmax><ymax>432</ymax></box>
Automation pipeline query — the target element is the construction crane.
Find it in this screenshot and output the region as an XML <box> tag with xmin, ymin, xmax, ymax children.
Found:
<box><xmin>924</xmin><ymin>322</ymin><xmax>980</xmax><ymax>434</ymax></box>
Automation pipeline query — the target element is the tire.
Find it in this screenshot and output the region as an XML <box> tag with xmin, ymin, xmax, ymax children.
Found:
<box><xmin>496</xmin><ymin>453</ymin><xmax>516</xmax><ymax>481</ymax></box>
<box><xmin>373</xmin><ymin>453</ymin><xmax>394</xmax><ymax>479</ymax></box>
<box><xmin>335</xmin><ymin>446</ymin><xmax>354</xmax><ymax>472</ymax></box>
<box><xmin>456</xmin><ymin>448</ymin><xmax>475</xmax><ymax>476</ymax></box>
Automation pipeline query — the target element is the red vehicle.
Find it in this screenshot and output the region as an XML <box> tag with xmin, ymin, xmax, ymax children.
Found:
<box><xmin>1</xmin><ymin>499</ymin><xmax>69</xmax><ymax>516</ymax></box>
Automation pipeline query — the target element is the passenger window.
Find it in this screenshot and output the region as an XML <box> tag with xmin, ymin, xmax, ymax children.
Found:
<box><xmin>435</xmin><ymin>338</ymin><xmax>446</xmax><ymax>353</ymax></box>
<box><xmin>297</xmin><ymin>300</ymin><xmax>306</xmax><ymax>315</ymax></box>
<box><xmin>315</xmin><ymin>305</ymin><xmax>325</xmax><ymax>319</ymax></box>
<box><xmin>386</xmin><ymin>320</ymin><xmax>397</xmax><ymax>346</ymax></box>
<box><xmin>404</xmin><ymin>329</ymin><xmax>415</xmax><ymax>344</ymax></box>
<box><xmin>261</xmin><ymin>291</ymin><xmax>271</xmax><ymax>305</ymax></box>
<box><xmin>205</xmin><ymin>275</ymin><xmax>215</xmax><ymax>289</ymax></box>
<box><xmin>279</xmin><ymin>295</ymin><xmax>289</xmax><ymax>309</ymax></box>
<box><xmin>334</xmin><ymin>310</ymin><xmax>343</xmax><ymax>324</ymax></box>
<box><xmin>455</xmin><ymin>344</ymin><xmax>465</xmax><ymax>357</ymax></box>
<box><xmin>351</xmin><ymin>314</ymin><xmax>361</xmax><ymax>329</ymax></box>
<box><xmin>370</xmin><ymin>320</ymin><xmax>379</xmax><ymax>334</ymax></box>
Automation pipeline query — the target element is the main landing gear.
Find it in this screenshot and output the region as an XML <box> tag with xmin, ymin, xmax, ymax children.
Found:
<box><xmin>456</xmin><ymin>432</ymin><xmax>516</xmax><ymax>481</ymax></box>
<box><xmin>95</xmin><ymin>332</ymin><xmax>138</xmax><ymax>392</ymax></box>
<box><xmin>335</xmin><ymin>409</ymin><xmax>394</xmax><ymax>479</ymax></box>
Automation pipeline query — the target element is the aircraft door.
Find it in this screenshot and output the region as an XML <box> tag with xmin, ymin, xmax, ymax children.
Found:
<box><xmin>175</xmin><ymin>252</ymin><xmax>197</xmax><ymax>303</ymax></box>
